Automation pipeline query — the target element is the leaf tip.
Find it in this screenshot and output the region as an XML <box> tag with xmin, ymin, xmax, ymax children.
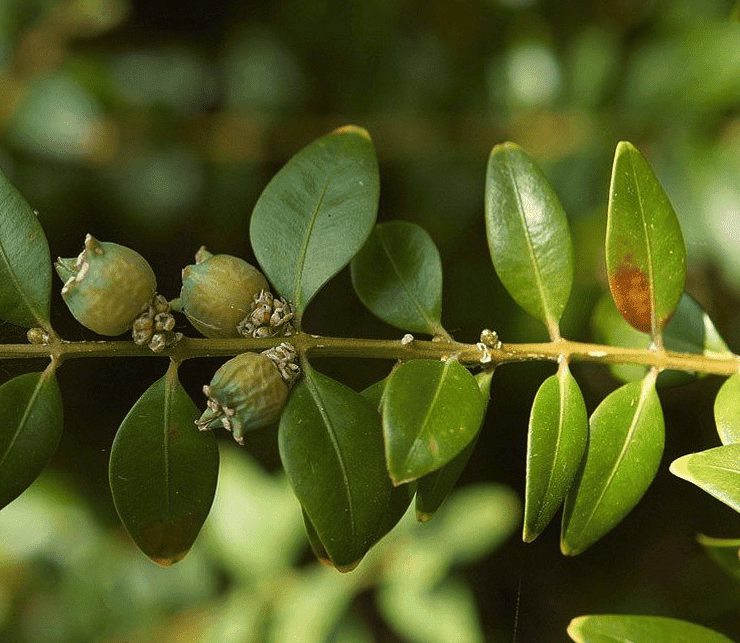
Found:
<box><xmin>150</xmin><ymin>550</ymin><xmax>189</xmax><ymax>566</ymax></box>
<box><xmin>416</xmin><ymin>509</ymin><xmax>434</xmax><ymax>523</ymax></box>
<box><xmin>331</xmin><ymin>124</ymin><xmax>371</xmax><ymax>141</ymax></box>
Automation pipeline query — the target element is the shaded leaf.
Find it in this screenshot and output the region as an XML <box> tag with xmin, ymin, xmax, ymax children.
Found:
<box><xmin>670</xmin><ymin>444</ymin><xmax>740</xmax><ymax>513</ymax></box>
<box><xmin>567</xmin><ymin>614</ymin><xmax>733</xmax><ymax>643</ymax></box>
<box><xmin>696</xmin><ymin>534</ymin><xmax>740</xmax><ymax>583</ymax></box>
<box><xmin>714</xmin><ymin>373</ymin><xmax>740</xmax><ymax>445</ymax></box>
<box><xmin>250</xmin><ymin>126</ymin><xmax>379</xmax><ymax>317</ymax></box>
<box><xmin>109</xmin><ymin>363</ymin><xmax>219</xmax><ymax>566</ymax></box>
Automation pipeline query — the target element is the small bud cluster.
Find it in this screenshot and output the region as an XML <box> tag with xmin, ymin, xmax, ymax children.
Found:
<box><xmin>132</xmin><ymin>294</ymin><xmax>182</xmax><ymax>352</ymax></box>
<box><xmin>262</xmin><ymin>341</ymin><xmax>301</xmax><ymax>385</ymax></box>
<box><xmin>237</xmin><ymin>290</ymin><xmax>295</xmax><ymax>338</ymax></box>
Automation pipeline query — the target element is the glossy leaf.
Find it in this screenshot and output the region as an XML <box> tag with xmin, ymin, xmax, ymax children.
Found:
<box><xmin>250</xmin><ymin>126</ymin><xmax>379</xmax><ymax>317</ymax></box>
<box><xmin>696</xmin><ymin>534</ymin><xmax>740</xmax><ymax>583</ymax></box>
<box><xmin>383</xmin><ymin>359</ymin><xmax>486</xmax><ymax>485</ymax></box>
<box><xmin>523</xmin><ymin>362</ymin><xmax>588</xmax><ymax>542</ymax></box>
<box><xmin>484</xmin><ymin>142</ymin><xmax>573</xmax><ymax>335</ymax></box>
<box><xmin>0</xmin><ymin>369</ymin><xmax>63</xmax><ymax>509</ymax></box>
<box><xmin>561</xmin><ymin>373</ymin><xmax>664</xmax><ymax>555</ymax></box>
<box><xmin>0</xmin><ymin>169</ymin><xmax>52</xmax><ymax>329</ymax></box>
<box><xmin>279</xmin><ymin>364</ymin><xmax>393</xmax><ymax>571</ymax></box>
<box><xmin>350</xmin><ymin>221</ymin><xmax>445</xmax><ymax>336</ymax></box>
<box><xmin>714</xmin><ymin>373</ymin><xmax>740</xmax><ymax>445</ymax></box>
<box><xmin>567</xmin><ymin>614</ymin><xmax>733</xmax><ymax>643</ymax></box>
<box><xmin>670</xmin><ymin>444</ymin><xmax>740</xmax><ymax>513</ymax></box>
<box><xmin>606</xmin><ymin>141</ymin><xmax>686</xmax><ymax>337</ymax></box>
<box><xmin>109</xmin><ymin>363</ymin><xmax>219</xmax><ymax>566</ymax></box>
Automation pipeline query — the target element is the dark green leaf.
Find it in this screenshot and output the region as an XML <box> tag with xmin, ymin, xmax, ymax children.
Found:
<box><xmin>523</xmin><ymin>362</ymin><xmax>588</xmax><ymax>542</ymax></box>
<box><xmin>250</xmin><ymin>126</ymin><xmax>379</xmax><ymax>317</ymax></box>
<box><xmin>302</xmin><ymin>509</ymin><xmax>331</xmax><ymax>566</ymax></box>
<box><xmin>714</xmin><ymin>373</ymin><xmax>740</xmax><ymax>445</ymax></box>
<box><xmin>279</xmin><ymin>364</ymin><xmax>392</xmax><ymax>571</ymax></box>
<box><xmin>0</xmin><ymin>369</ymin><xmax>62</xmax><ymax>509</ymax></box>
<box><xmin>567</xmin><ymin>614</ymin><xmax>733</xmax><ymax>643</ymax></box>
<box><xmin>484</xmin><ymin>142</ymin><xmax>573</xmax><ymax>335</ymax></box>
<box><xmin>606</xmin><ymin>142</ymin><xmax>686</xmax><ymax>337</ymax></box>
<box><xmin>0</xmin><ymin>169</ymin><xmax>52</xmax><ymax>330</ymax></box>
<box><xmin>383</xmin><ymin>360</ymin><xmax>485</xmax><ymax>485</ymax></box>
<box><xmin>670</xmin><ymin>444</ymin><xmax>740</xmax><ymax>513</ymax></box>
<box><xmin>109</xmin><ymin>363</ymin><xmax>219</xmax><ymax>566</ymax></box>
<box><xmin>561</xmin><ymin>373</ymin><xmax>664</xmax><ymax>555</ymax></box>
<box><xmin>350</xmin><ymin>221</ymin><xmax>445</xmax><ymax>336</ymax></box>
<box><xmin>697</xmin><ymin>534</ymin><xmax>740</xmax><ymax>583</ymax></box>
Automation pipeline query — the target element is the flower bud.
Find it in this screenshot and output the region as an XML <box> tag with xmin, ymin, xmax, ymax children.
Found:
<box><xmin>180</xmin><ymin>247</ymin><xmax>269</xmax><ymax>338</ymax></box>
<box><xmin>55</xmin><ymin>234</ymin><xmax>156</xmax><ymax>335</ymax></box>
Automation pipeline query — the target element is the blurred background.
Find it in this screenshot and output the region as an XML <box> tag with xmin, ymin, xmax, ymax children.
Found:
<box><xmin>3</xmin><ymin>0</ymin><xmax>740</xmax><ymax>641</ymax></box>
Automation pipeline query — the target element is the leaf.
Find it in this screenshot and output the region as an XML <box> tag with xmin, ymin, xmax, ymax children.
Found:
<box><xmin>250</xmin><ymin>126</ymin><xmax>379</xmax><ymax>317</ymax></box>
<box><xmin>567</xmin><ymin>614</ymin><xmax>733</xmax><ymax>643</ymax></box>
<box><xmin>561</xmin><ymin>373</ymin><xmax>664</xmax><ymax>555</ymax></box>
<box><xmin>696</xmin><ymin>534</ymin><xmax>740</xmax><ymax>583</ymax></box>
<box><xmin>0</xmin><ymin>169</ymin><xmax>52</xmax><ymax>330</ymax></box>
<box><xmin>0</xmin><ymin>369</ymin><xmax>63</xmax><ymax>509</ymax></box>
<box><xmin>523</xmin><ymin>362</ymin><xmax>588</xmax><ymax>542</ymax></box>
<box><xmin>484</xmin><ymin>142</ymin><xmax>573</xmax><ymax>336</ymax></box>
<box><xmin>109</xmin><ymin>363</ymin><xmax>219</xmax><ymax>566</ymax></box>
<box><xmin>350</xmin><ymin>221</ymin><xmax>445</xmax><ymax>336</ymax></box>
<box><xmin>278</xmin><ymin>364</ymin><xmax>393</xmax><ymax>571</ymax></box>
<box><xmin>383</xmin><ymin>359</ymin><xmax>486</xmax><ymax>486</ymax></box>
<box><xmin>670</xmin><ymin>444</ymin><xmax>740</xmax><ymax>513</ymax></box>
<box><xmin>714</xmin><ymin>373</ymin><xmax>740</xmax><ymax>445</ymax></box>
<box><xmin>606</xmin><ymin>141</ymin><xmax>686</xmax><ymax>337</ymax></box>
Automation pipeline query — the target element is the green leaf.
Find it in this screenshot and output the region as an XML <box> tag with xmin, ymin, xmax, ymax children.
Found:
<box><xmin>567</xmin><ymin>614</ymin><xmax>733</xmax><ymax>643</ymax></box>
<box><xmin>109</xmin><ymin>363</ymin><xmax>219</xmax><ymax>566</ymax></box>
<box><xmin>606</xmin><ymin>141</ymin><xmax>686</xmax><ymax>337</ymax></box>
<box><xmin>0</xmin><ymin>169</ymin><xmax>52</xmax><ymax>330</ymax></box>
<box><xmin>484</xmin><ymin>142</ymin><xmax>573</xmax><ymax>335</ymax></box>
<box><xmin>714</xmin><ymin>373</ymin><xmax>740</xmax><ymax>445</ymax></box>
<box><xmin>350</xmin><ymin>221</ymin><xmax>445</xmax><ymax>336</ymax></box>
<box><xmin>0</xmin><ymin>369</ymin><xmax>63</xmax><ymax>509</ymax></box>
<box><xmin>523</xmin><ymin>362</ymin><xmax>588</xmax><ymax>542</ymax></box>
<box><xmin>670</xmin><ymin>444</ymin><xmax>740</xmax><ymax>513</ymax></box>
<box><xmin>696</xmin><ymin>534</ymin><xmax>740</xmax><ymax>583</ymax></box>
<box><xmin>561</xmin><ymin>373</ymin><xmax>664</xmax><ymax>555</ymax></box>
<box><xmin>383</xmin><ymin>359</ymin><xmax>485</xmax><ymax>486</ymax></box>
<box><xmin>250</xmin><ymin>126</ymin><xmax>379</xmax><ymax>317</ymax></box>
<box><xmin>279</xmin><ymin>364</ymin><xmax>393</xmax><ymax>571</ymax></box>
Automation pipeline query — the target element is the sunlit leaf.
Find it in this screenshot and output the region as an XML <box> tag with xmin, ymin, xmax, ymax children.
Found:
<box><xmin>484</xmin><ymin>142</ymin><xmax>573</xmax><ymax>335</ymax></box>
<box><xmin>606</xmin><ymin>141</ymin><xmax>686</xmax><ymax>338</ymax></box>
<box><xmin>350</xmin><ymin>221</ymin><xmax>445</xmax><ymax>336</ymax></box>
<box><xmin>670</xmin><ymin>444</ymin><xmax>740</xmax><ymax>513</ymax></box>
<box><xmin>714</xmin><ymin>373</ymin><xmax>740</xmax><ymax>445</ymax></box>
<box><xmin>567</xmin><ymin>614</ymin><xmax>733</xmax><ymax>643</ymax></box>
<box><xmin>697</xmin><ymin>534</ymin><xmax>740</xmax><ymax>583</ymax></box>
<box><xmin>250</xmin><ymin>126</ymin><xmax>379</xmax><ymax>318</ymax></box>
<box><xmin>561</xmin><ymin>373</ymin><xmax>664</xmax><ymax>555</ymax></box>
<box><xmin>109</xmin><ymin>363</ymin><xmax>219</xmax><ymax>566</ymax></box>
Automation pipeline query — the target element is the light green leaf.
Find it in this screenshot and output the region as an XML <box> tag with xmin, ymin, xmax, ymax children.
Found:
<box><xmin>714</xmin><ymin>373</ymin><xmax>740</xmax><ymax>445</ymax></box>
<box><xmin>382</xmin><ymin>359</ymin><xmax>486</xmax><ymax>485</ymax></box>
<box><xmin>567</xmin><ymin>614</ymin><xmax>733</xmax><ymax>643</ymax></box>
<box><xmin>606</xmin><ymin>141</ymin><xmax>686</xmax><ymax>337</ymax></box>
<box><xmin>0</xmin><ymin>169</ymin><xmax>52</xmax><ymax>330</ymax></box>
<box><xmin>0</xmin><ymin>369</ymin><xmax>63</xmax><ymax>509</ymax></box>
<box><xmin>484</xmin><ymin>142</ymin><xmax>573</xmax><ymax>335</ymax></box>
<box><xmin>670</xmin><ymin>444</ymin><xmax>740</xmax><ymax>513</ymax></box>
<box><xmin>561</xmin><ymin>373</ymin><xmax>664</xmax><ymax>555</ymax></box>
<box><xmin>250</xmin><ymin>126</ymin><xmax>379</xmax><ymax>317</ymax></box>
<box><xmin>524</xmin><ymin>362</ymin><xmax>588</xmax><ymax>542</ymax></box>
<box><xmin>350</xmin><ymin>221</ymin><xmax>445</xmax><ymax>336</ymax></box>
<box><xmin>109</xmin><ymin>362</ymin><xmax>219</xmax><ymax>566</ymax></box>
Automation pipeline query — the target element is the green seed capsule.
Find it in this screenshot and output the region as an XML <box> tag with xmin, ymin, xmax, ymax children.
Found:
<box><xmin>55</xmin><ymin>235</ymin><xmax>156</xmax><ymax>336</ymax></box>
<box><xmin>180</xmin><ymin>247</ymin><xmax>269</xmax><ymax>338</ymax></box>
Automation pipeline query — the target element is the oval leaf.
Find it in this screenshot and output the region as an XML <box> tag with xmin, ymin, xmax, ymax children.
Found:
<box><xmin>350</xmin><ymin>221</ymin><xmax>445</xmax><ymax>336</ymax></box>
<box><xmin>670</xmin><ymin>444</ymin><xmax>740</xmax><ymax>513</ymax></box>
<box><xmin>714</xmin><ymin>373</ymin><xmax>740</xmax><ymax>445</ymax></box>
<box><xmin>279</xmin><ymin>364</ymin><xmax>393</xmax><ymax>571</ymax></box>
<box><xmin>0</xmin><ymin>369</ymin><xmax>63</xmax><ymax>509</ymax></box>
<box><xmin>383</xmin><ymin>359</ymin><xmax>485</xmax><ymax>485</ymax></box>
<box><xmin>696</xmin><ymin>534</ymin><xmax>740</xmax><ymax>582</ymax></box>
<box><xmin>109</xmin><ymin>363</ymin><xmax>219</xmax><ymax>566</ymax></box>
<box><xmin>484</xmin><ymin>142</ymin><xmax>573</xmax><ymax>335</ymax></box>
<box><xmin>606</xmin><ymin>141</ymin><xmax>686</xmax><ymax>337</ymax></box>
<box><xmin>561</xmin><ymin>374</ymin><xmax>664</xmax><ymax>555</ymax></box>
<box><xmin>523</xmin><ymin>362</ymin><xmax>588</xmax><ymax>542</ymax></box>
<box><xmin>567</xmin><ymin>614</ymin><xmax>733</xmax><ymax>643</ymax></box>
<box><xmin>250</xmin><ymin>126</ymin><xmax>380</xmax><ymax>317</ymax></box>
<box><xmin>0</xmin><ymin>169</ymin><xmax>52</xmax><ymax>329</ymax></box>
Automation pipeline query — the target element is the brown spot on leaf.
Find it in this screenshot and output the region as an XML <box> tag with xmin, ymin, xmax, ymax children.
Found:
<box><xmin>610</xmin><ymin>262</ymin><xmax>652</xmax><ymax>334</ymax></box>
<box><xmin>139</xmin><ymin>512</ymin><xmax>201</xmax><ymax>566</ymax></box>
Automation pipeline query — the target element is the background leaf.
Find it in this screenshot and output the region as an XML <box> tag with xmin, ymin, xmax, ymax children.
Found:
<box><xmin>696</xmin><ymin>534</ymin><xmax>740</xmax><ymax>583</ymax></box>
<box><xmin>484</xmin><ymin>142</ymin><xmax>573</xmax><ymax>335</ymax></box>
<box><xmin>350</xmin><ymin>220</ymin><xmax>445</xmax><ymax>336</ymax></box>
<box><xmin>0</xmin><ymin>369</ymin><xmax>62</xmax><ymax>509</ymax></box>
<box><xmin>714</xmin><ymin>373</ymin><xmax>740</xmax><ymax>445</ymax></box>
<box><xmin>670</xmin><ymin>444</ymin><xmax>740</xmax><ymax>513</ymax></box>
<box><xmin>109</xmin><ymin>363</ymin><xmax>219</xmax><ymax>566</ymax></box>
<box><xmin>561</xmin><ymin>374</ymin><xmax>664</xmax><ymax>555</ymax></box>
<box><xmin>606</xmin><ymin>141</ymin><xmax>686</xmax><ymax>337</ymax></box>
<box><xmin>0</xmin><ymin>169</ymin><xmax>52</xmax><ymax>330</ymax></box>
<box><xmin>567</xmin><ymin>614</ymin><xmax>733</xmax><ymax>643</ymax></box>
<box><xmin>250</xmin><ymin>126</ymin><xmax>379</xmax><ymax>317</ymax></box>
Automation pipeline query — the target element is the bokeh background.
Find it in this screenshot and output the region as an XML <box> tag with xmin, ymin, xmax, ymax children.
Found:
<box><xmin>3</xmin><ymin>0</ymin><xmax>740</xmax><ymax>641</ymax></box>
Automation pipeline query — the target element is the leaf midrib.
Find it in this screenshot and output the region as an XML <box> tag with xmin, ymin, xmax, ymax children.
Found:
<box><xmin>0</xmin><ymin>374</ymin><xmax>44</xmax><ymax>471</ymax></box>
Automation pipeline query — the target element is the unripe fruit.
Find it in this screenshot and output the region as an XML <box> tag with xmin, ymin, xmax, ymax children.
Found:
<box><xmin>180</xmin><ymin>247</ymin><xmax>269</xmax><ymax>338</ymax></box>
<box><xmin>55</xmin><ymin>235</ymin><xmax>156</xmax><ymax>336</ymax></box>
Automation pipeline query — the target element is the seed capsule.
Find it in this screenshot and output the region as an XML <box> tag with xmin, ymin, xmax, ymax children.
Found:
<box><xmin>180</xmin><ymin>247</ymin><xmax>269</xmax><ymax>338</ymax></box>
<box><xmin>55</xmin><ymin>235</ymin><xmax>156</xmax><ymax>335</ymax></box>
